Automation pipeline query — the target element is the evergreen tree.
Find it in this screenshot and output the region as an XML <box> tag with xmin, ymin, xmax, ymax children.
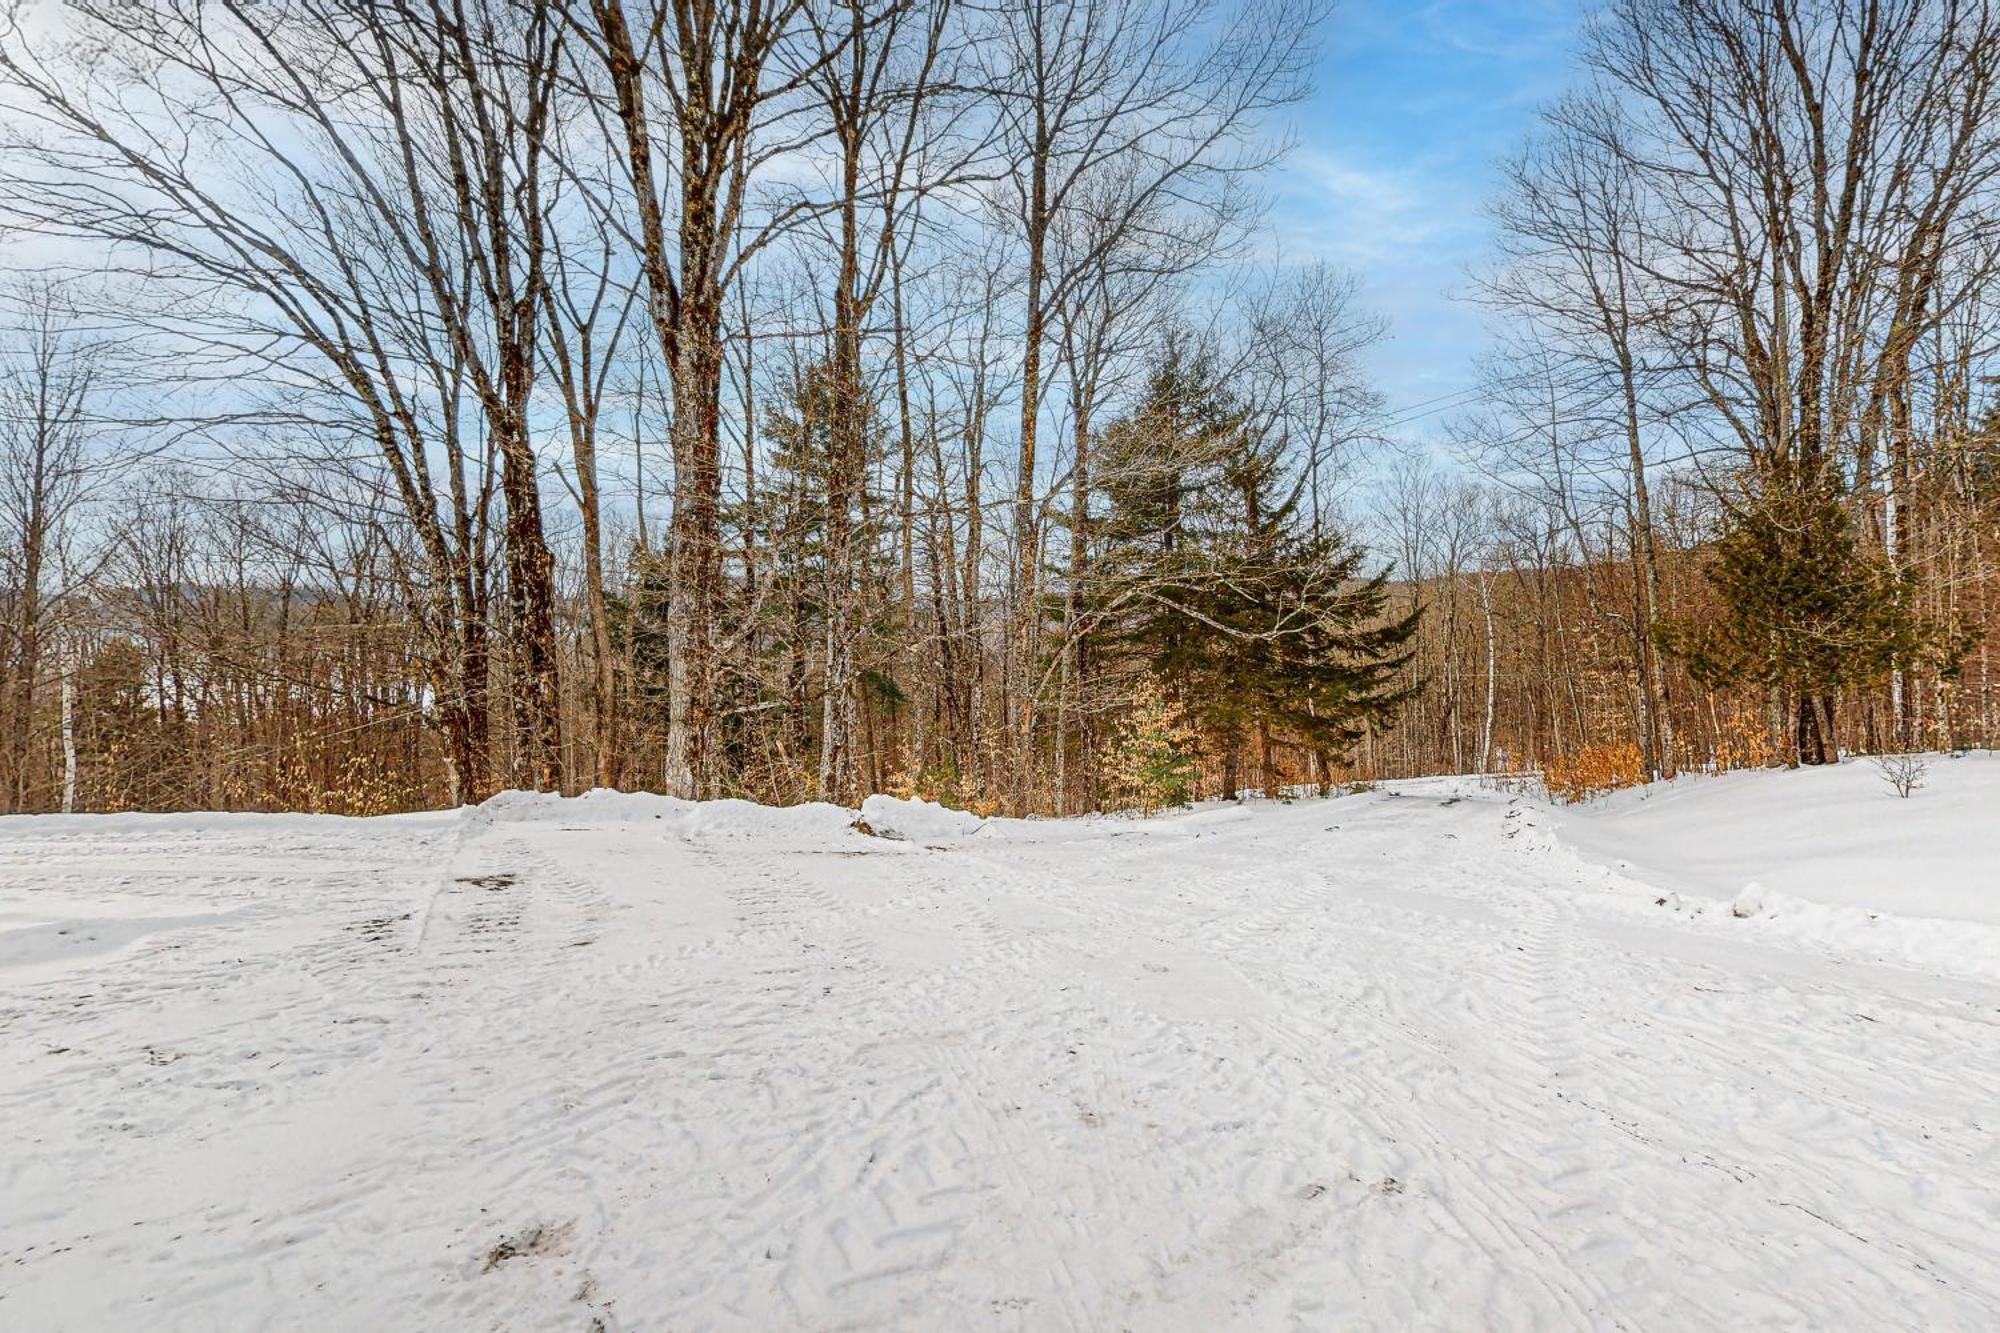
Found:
<box><xmin>1673</xmin><ymin>466</ymin><xmax>1945</xmax><ymax>765</ymax></box>
<box><xmin>1094</xmin><ymin>340</ymin><xmax>1419</xmax><ymax>797</ymax></box>
<box><xmin>1966</xmin><ymin>402</ymin><xmax>2000</xmax><ymax>510</ymax></box>
<box><xmin>626</xmin><ymin>359</ymin><xmax>900</xmax><ymax>797</ymax></box>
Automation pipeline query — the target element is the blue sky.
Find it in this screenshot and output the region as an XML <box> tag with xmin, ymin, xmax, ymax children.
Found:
<box><xmin>1269</xmin><ymin>0</ymin><xmax>1584</xmax><ymax>434</ymax></box>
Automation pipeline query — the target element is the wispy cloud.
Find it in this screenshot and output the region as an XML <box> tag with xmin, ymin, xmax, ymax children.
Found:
<box><xmin>1262</xmin><ymin>0</ymin><xmax>1586</xmax><ymax>422</ymax></box>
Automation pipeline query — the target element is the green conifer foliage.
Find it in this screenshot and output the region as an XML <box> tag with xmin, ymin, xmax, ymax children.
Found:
<box><xmin>1673</xmin><ymin>467</ymin><xmax>1950</xmax><ymax>764</ymax></box>
<box><xmin>1092</xmin><ymin>341</ymin><xmax>1420</xmax><ymax>792</ymax></box>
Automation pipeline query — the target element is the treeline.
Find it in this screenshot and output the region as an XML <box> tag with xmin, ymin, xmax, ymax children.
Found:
<box><xmin>1369</xmin><ymin>464</ymin><xmax>2000</xmax><ymax>787</ymax></box>
<box><xmin>1454</xmin><ymin>0</ymin><xmax>2000</xmax><ymax>778</ymax></box>
<box><xmin>2</xmin><ymin>0</ymin><xmax>1999</xmax><ymax>817</ymax></box>
<box><xmin>0</xmin><ymin>0</ymin><xmax>1406</xmax><ymax>815</ymax></box>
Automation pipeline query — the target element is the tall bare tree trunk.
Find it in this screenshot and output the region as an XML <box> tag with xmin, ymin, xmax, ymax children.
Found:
<box><xmin>59</xmin><ymin>639</ymin><xmax>75</xmax><ymax>813</ymax></box>
<box><xmin>1012</xmin><ymin>153</ymin><xmax>1049</xmax><ymax>811</ymax></box>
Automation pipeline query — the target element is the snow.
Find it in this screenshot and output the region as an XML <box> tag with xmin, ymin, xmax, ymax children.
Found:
<box><xmin>857</xmin><ymin>793</ymin><xmax>989</xmax><ymax>842</ymax></box>
<box><xmin>1558</xmin><ymin>751</ymin><xmax>2000</xmax><ymax>925</ymax></box>
<box><xmin>1551</xmin><ymin>751</ymin><xmax>2000</xmax><ymax>983</ymax></box>
<box><xmin>4</xmin><ymin>765</ymin><xmax>1999</xmax><ymax>1330</ymax></box>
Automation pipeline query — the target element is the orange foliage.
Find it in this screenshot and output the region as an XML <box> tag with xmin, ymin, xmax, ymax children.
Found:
<box><xmin>883</xmin><ymin>766</ymin><xmax>1006</xmax><ymax>818</ymax></box>
<box><xmin>1541</xmin><ymin>742</ymin><xmax>1646</xmax><ymax>804</ymax></box>
<box><xmin>1710</xmin><ymin>701</ymin><xmax>1784</xmax><ymax>773</ymax></box>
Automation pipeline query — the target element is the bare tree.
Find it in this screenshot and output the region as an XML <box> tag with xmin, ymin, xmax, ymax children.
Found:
<box><xmin>1585</xmin><ymin>0</ymin><xmax>2000</xmax><ymax>758</ymax></box>
<box><xmin>0</xmin><ymin>280</ymin><xmax>106</xmax><ymax>810</ymax></box>
<box><xmin>1479</xmin><ymin>94</ymin><xmax>1679</xmax><ymax>776</ymax></box>
<box><xmin>0</xmin><ymin>0</ymin><xmax>577</xmax><ymax>796</ymax></box>
<box><xmin>980</xmin><ymin>0</ymin><xmax>1319</xmax><ymax>806</ymax></box>
<box><xmin>798</xmin><ymin>0</ymin><xmax>965</xmax><ymax>801</ymax></box>
<box><xmin>574</xmin><ymin>0</ymin><xmax>836</xmax><ymax>798</ymax></box>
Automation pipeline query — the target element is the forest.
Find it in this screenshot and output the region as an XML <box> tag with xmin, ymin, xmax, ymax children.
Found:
<box><xmin>1</xmin><ymin>0</ymin><xmax>1997</xmax><ymax>817</ymax></box>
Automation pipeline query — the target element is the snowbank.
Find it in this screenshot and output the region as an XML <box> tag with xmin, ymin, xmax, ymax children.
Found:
<box><xmin>478</xmin><ymin>787</ymin><xmax>861</xmax><ymax>847</ymax></box>
<box><xmin>1548</xmin><ymin>751</ymin><xmax>2000</xmax><ymax>979</ymax></box>
<box><xmin>485</xmin><ymin>787</ymin><xmax>1007</xmax><ymax>848</ymax></box>
<box><xmin>856</xmin><ymin>794</ymin><xmax>987</xmax><ymax>841</ymax></box>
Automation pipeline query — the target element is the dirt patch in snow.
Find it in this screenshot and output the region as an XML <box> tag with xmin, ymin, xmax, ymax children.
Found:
<box><xmin>481</xmin><ymin>1219</ymin><xmax>574</xmax><ymax>1273</ymax></box>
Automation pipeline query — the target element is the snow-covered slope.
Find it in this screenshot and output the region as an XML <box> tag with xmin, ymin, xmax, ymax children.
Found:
<box><xmin>1549</xmin><ymin>751</ymin><xmax>2000</xmax><ymax>982</ymax></box>
<box><xmin>1558</xmin><ymin>751</ymin><xmax>1999</xmax><ymax>922</ymax></box>
<box><xmin>3</xmin><ymin>772</ymin><xmax>1998</xmax><ymax>1330</ymax></box>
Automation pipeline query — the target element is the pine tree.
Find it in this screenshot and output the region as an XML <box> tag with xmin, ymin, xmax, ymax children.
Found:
<box><xmin>1094</xmin><ymin>340</ymin><xmax>1420</xmax><ymax>797</ymax></box>
<box><xmin>1673</xmin><ymin>466</ymin><xmax>1942</xmax><ymax>765</ymax></box>
<box><xmin>627</xmin><ymin>359</ymin><xmax>898</xmax><ymax>797</ymax></box>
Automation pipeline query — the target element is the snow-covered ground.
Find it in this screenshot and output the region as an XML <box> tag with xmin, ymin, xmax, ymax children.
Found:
<box><xmin>3</xmin><ymin>761</ymin><xmax>1998</xmax><ymax>1330</ymax></box>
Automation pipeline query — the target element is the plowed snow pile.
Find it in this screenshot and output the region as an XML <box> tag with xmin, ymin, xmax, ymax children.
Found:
<box><xmin>4</xmin><ymin>758</ymin><xmax>1998</xmax><ymax>1330</ymax></box>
